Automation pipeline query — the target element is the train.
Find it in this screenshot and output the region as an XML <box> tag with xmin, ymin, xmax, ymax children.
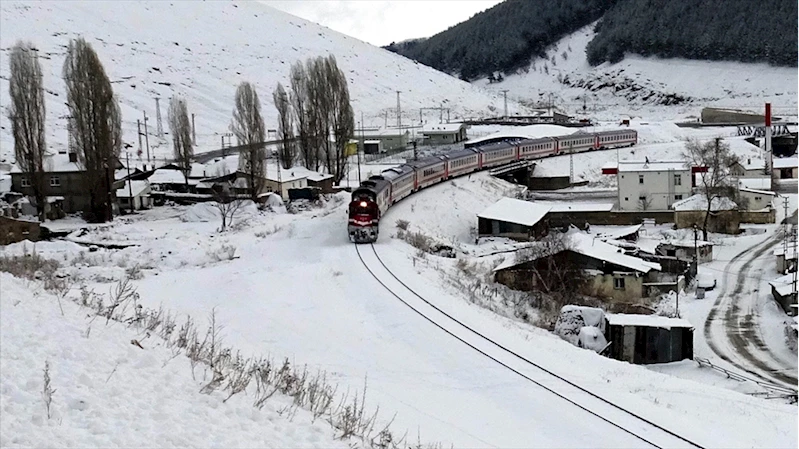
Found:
<box><xmin>348</xmin><ymin>129</ymin><xmax>638</xmax><ymax>243</ymax></box>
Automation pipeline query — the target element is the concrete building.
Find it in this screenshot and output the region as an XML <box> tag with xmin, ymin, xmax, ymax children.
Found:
<box><xmin>611</xmin><ymin>160</ymin><xmax>693</xmax><ymax>211</ymax></box>
<box><xmin>354</xmin><ymin>127</ymin><xmax>410</xmax><ymax>152</ymax></box>
<box><xmin>420</xmin><ymin>123</ymin><xmax>467</xmax><ymax>145</ymax></box>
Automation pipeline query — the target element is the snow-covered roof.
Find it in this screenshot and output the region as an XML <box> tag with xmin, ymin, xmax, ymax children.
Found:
<box><xmin>477</xmin><ymin>198</ymin><xmax>551</xmax><ymax>227</ymax></box>
<box><xmin>594</xmin><ymin>224</ymin><xmax>642</xmax><ymax>241</ymax></box>
<box><xmin>357</xmin><ymin>127</ymin><xmax>409</xmax><ymax>138</ymax></box>
<box><xmin>540</xmin><ymin>202</ymin><xmax>615</xmax><ymax>213</ymax></box>
<box><xmin>769</xmin><ymin>274</ymin><xmax>796</xmax><ymax>297</ymax></box>
<box><xmin>10</xmin><ymin>154</ymin><xmax>81</xmax><ymax>174</ymax></box>
<box><xmin>148</xmin><ymin>169</ymin><xmax>186</xmax><ymax>184</ymax></box>
<box><xmin>774</xmin><ymin>243</ymin><xmax>797</xmax><ymax>259</ymax></box>
<box><xmin>605</xmin><ymin>313</ymin><xmax>694</xmax><ymax>329</ymax></box>
<box><xmin>737</xmin><ymin>177</ymin><xmax>772</xmax><ymax>191</ymax></box>
<box><xmin>658</xmin><ymin>239</ymin><xmax>713</xmax><ymax>248</ymax></box>
<box><xmin>672</xmin><ymin>194</ymin><xmax>737</xmax><ymax>211</ymax></box>
<box><xmin>739</xmin><ymin>187</ymin><xmax>777</xmax><ymax>197</ymax></box>
<box><xmin>635</xmin><ymin>238</ymin><xmax>661</xmax><ymax>255</ymax></box>
<box><xmin>262</xmin><ymin>166</ymin><xmax>329</xmax><ymax>183</ymax></box>
<box><xmin>421</xmin><ymin>123</ymin><xmax>465</xmax><ymax>134</ymax></box>
<box><xmin>189</xmin><ymin>162</ymin><xmax>208</xmax><ymax>178</ymax></box>
<box><xmin>773</xmin><ymin>156</ymin><xmax>798</xmax><ymax>169</ymax></box>
<box><xmin>568</xmin><ymin>232</ymin><xmax>660</xmax><ymax>273</ymax></box>
<box><xmin>116</xmin><ymin>180</ymin><xmax>151</xmax><ymax>198</ymax></box>
<box><xmin>617</xmin><ymin>160</ymin><xmax>689</xmax><ymax>173</ymax></box>
<box><xmin>464</xmin><ymin>124</ymin><xmax>573</xmax><ymax>146</ymax></box>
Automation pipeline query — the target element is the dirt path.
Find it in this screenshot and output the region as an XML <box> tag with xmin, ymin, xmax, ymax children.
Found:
<box><xmin>704</xmin><ymin>232</ymin><xmax>798</xmax><ymax>389</ymax></box>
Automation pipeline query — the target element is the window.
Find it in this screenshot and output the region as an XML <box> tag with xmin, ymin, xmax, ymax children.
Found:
<box><xmin>21</xmin><ymin>177</ymin><xmax>30</xmax><ymax>187</ymax></box>
<box><xmin>639</xmin><ymin>195</ymin><xmax>647</xmax><ymax>201</ymax></box>
<box><xmin>673</xmin><ymin>174</ymin><xmax>682</xmax><ymax>186</ymax></box>
<box><xmin>674</xmin><ymin>194</ymin><xmax>683</xmax><ymax>201</ymax></box>
<box><xmin>754</xmin><ymin>196</ymin><xmax>762</xmax><ymax>201</ymax></box>
<box><xmin>613</xmin><ymin>278</ymin><xmax>625</xmax><ymax>290</ymax></box>
<box><xmin>624</xmin><ymin>197</ymin><xmax>629</xmax><ymax>201</ymax></box>
<box><xmin>639</xmin><ymin>174</ymin><xmax>644</xmax><ymax>184</ymax></box>
<box><xmin>50</xmin><ymin>176</ymin><xmax>61</xmax><ymax>187</ymax></box>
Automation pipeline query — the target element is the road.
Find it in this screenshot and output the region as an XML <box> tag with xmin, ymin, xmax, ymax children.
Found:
<box><xmin>704</xmin><ymin>230</ymin><xmax>798</xmax><ymax>389</ymax></box>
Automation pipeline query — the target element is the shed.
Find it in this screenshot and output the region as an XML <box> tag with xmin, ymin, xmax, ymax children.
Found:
<box><xmin>604</xmin><ymin>313</ymin><xmax>694</xmax><ymax>364</ymax></box>
<box><xmin>421</xmin><ymin>123</ymin><xmax>467</xmax><ymax>145</ymax></box>
<box><xmin>773</xmin><ymin>156</ymin><xmax>798</xmax><ymax>179</ymax></box>
<box><xmin>477</xmin><ymin>197</ymin><xmax>551</xmax><ymax>241</ymax></box>
<box><xmin>769</xmin><ymin>274</ymin><xmax>797</xmax><ymax>315</ymax></box>
<box><xmin>774</xmin><ymin>243</ymin><xmax>797</xmax><ymax>274</ymax></box>
<box><xmin>116</xmin><ymin>180</ymin><xmax>152</xmax><ymax>211</ymax></box>
<box><xmin>656</xmin><ymin>240</ymin><xmax>713</xmax><ymax>264</ymax></box>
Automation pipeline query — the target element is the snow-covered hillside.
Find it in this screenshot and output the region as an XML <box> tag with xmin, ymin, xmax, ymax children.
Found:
<box><xmin>479</xmin><ymin>23</ymin><xmax>798</xmax><ymax>121</ymax></box>
<box><xmin>0</xmin><ymin>0</ymin><xmax>519</xmax><ymax>163</ymax></box>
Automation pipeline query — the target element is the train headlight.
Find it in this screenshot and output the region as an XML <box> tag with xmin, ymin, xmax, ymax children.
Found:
<box><xmin>359</xmin><ymin>201</ymin><xmax>368</xmax><ymax>208</ymax></box>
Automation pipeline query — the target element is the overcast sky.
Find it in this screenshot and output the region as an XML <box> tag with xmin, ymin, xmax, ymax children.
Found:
<box><xmin>262</xmin><ymin>1</ymin><xmax>504</xmax><ymax>47</ymax></box>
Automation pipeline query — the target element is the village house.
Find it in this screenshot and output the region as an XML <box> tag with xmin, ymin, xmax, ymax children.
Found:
<box><xmin>605</xmin><ymin>160</ymin><xmax>694</xmax><ymax>211</ymax></box>
<box><xmin>493</xmin><ymin>231</ymin><xmax>662</xmax><ymax>304</ymax></box>
<box><xmin>9</xmin><ymin>152</ymin><xmax>124</xmax><ymax>215</ymax></box>
<box><xmin>420</xmin><ymin>123</ymin><xmax>467</xmax><ymax>145</ymax></box>
<box><xmin>775</xmin><ymin>242</ymin><xmax>797</xmax><ymax>274</ymax></box>
<box><xmin>729</xmin><ymin>158</ymin><xmax>766</xmax><ymax>178</ymax></box>
<box><xmin>769</xmin><ymin>274</ymin><xmax>797</xmax><ymax>315</ymax></box>
<box><xmin>672</xmin><ymin>194</ymin><xmax>740</xmax><ymax>234</ymax></box>
<box><xmin>655</xmin><ymin>240</ymin><xmax>713</xmax><ymax>264</ymax></box>
<box><xmin>477</xmin><ymin>197</ymin><xmax>551</xmax><ymax>241</ymax></box>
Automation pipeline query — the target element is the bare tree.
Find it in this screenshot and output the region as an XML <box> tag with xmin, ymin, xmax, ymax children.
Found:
<box><xmin>305</xmin><ymin>57</ymin><xmax>328</xmax><ymax>172</ymax></box>
<box><xmin>638</xmin><ymin>194</ymin><xmax>652</xmax><ymax>211</ymax></box>
<box><xmin>212</xmin><ymin>184</ymin><xmax>245</xmax><ymax>232</ymax></box>
<box><xmin>324</xmin><ymin>55</ymin><xmax>354</xmax><ymax>185</ymax></box>
<box><xmin>63</xmin><ymin>37</ymin><xmax>122</xmax><ymax>223</ymax></box>
<box><xmin>7</xmin><ymin>41</ymin><xmax>47</xmax><ymax>221</ymax></box>
<box><xmin>231</xmin><ymin>82</ymin><xmax>265</xmax><ymax>201</ymax></box>
<box><xmin>290</xmin><ymin>61</ymin><xmax>315</xmax><ymax>171</ymax></box>
<box><xmin>683</xmin><ymin>138</ymin><xmax>738</xmax><ymax>240</ymax></box>
<box><xmin>272</xmin><ymin>82</ymin><xmax>296</xmax><ymax>170</ymax></box>
<box><xmin>168</xmin><ymin>95</ymin><xmax>193</xmax><ymax>185</ymax></box>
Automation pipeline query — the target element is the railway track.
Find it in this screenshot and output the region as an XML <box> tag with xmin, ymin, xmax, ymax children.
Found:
<box><xmin>355</xmin><ymin>243</ymin><xmax>706</xmax><ymax>449</ymax></box>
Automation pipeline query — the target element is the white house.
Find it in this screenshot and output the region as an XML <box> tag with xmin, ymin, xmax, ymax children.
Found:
<box><xmin>613</xmin><ymin>160</ymin><xmax>693</xmax><ymax>211</ymax></box>
<box><xmin>421</xmin><ymin>123</ymin><xmax>467</xmax><ymax>145</ymax></box>
<box><xmin>354</xmin><ymin>127</ymin><xmax>410</xmax><ymax>152</ymax></box>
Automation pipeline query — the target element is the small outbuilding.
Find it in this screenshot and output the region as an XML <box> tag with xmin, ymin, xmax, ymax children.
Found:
<box><xmin>775</xmin><ymin>243</ymin><xmax>797</xmax><ymax>274</ymax></box>
<box><xmin>477</xmin><ymin>197</ymin><xmax>551</xmax><ymax>241</ymax></box>
<box><xmin>773</xmin><ymin>156</ymin><xmax>798</xmax><ymax>179</ymax></box>
<box><xmin>420</xmin><ymin>123</ymin><xmax>467</xmax><ymax>145</ymax></box>
<box><xmin>604</xmin><ymin>313</ymin><xmax>694</xmax><ymax>364</ymax></box>
<box><xmin>656</xmin><ymin>240</ymin><xmax>713</xmax><ymax>264</ymax></box>
<box><xmin>116</xmin><ymin>180</ymin><xmax>152</xmax><ymax>211</ymax></box>
<box><xmin>769</xmin><ymin>274</ymin><xmax>797</xmax><ymax>315</ymax></box>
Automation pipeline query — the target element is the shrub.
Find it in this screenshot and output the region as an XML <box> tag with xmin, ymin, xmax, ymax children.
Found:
<box><xmin>395</xmin><ymin>219</ymin><xmax>410</xmax><ymax>231</ymax></box>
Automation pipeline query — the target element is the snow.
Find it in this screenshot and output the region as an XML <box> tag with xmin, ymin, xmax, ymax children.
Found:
<box><xmin>769</xmin><ymin>274</ymin><xmax>796</xmax><ymax>297</ymax></box>
<box><xmin>606</xmin><ymin>313</ymin><xmax>694</xmax><ymax>329</ymax></box>
<box><xmin>0</xmin><ymin>273</ymin><xmax>351</xmax><ymax>448</ymax></box>
<box><xmin>672</xmin><ymin>194</ymin><xmax>737</xmax><ymax>211</ymax></box>
<box><xmin>477</xmin><ymin>197</ymin><xmax>551</xmax><ymax>226</ymax></box>
<box><xmin>421</xmin><ymin>123</ymin><xmax>465</xmax><ymax>133</ymax></box>
<box><xmin>147</xmin><ymin>169</ymin><xmax>186</xmax><ymax>185</ymax></box>
<box><xmin>115</xmin><ymin>180</ymin><xmax>150</xmax><ymax>198</ymax></box>
<box><xmin>465</xmin><ymin>124</ymin><xmax>576</xmax><ymax>145</ymax></box>
<box><xmin>594</xmin><ymin>224</ymin><xmax>642</xmax><ymax>240</ymax></box>
<box><xmin>773</xmin><ymin>156</ymin><xmax>798</xmax><ymax>169</ymax></box>
<box><xmin>0</xmin><ymin>0</ymin><xmax>520</xmax><ymax>164</ymax></box>
<box><xmin>737</xmin><ymin>176</ymin><xmax>773</xmax><ymax>190</ymax></box>
<box><xmin>536</xmin><ymin>201</ymin><xmax>614</xmax><ymax>213</ymax></box>
<box><xmin>567</xmin><ymin>231</ymin><xmax>661</xmax><ymax>273</ymax></box>
<box><xmin>617</xmin><ymin>160</ymin><xmax>688</xmax><ymax>172</ymax></box>
<box><xmin>578</xmin><ymin>326</ymin><xmax>609</xmax><ymax>353</ymax></box>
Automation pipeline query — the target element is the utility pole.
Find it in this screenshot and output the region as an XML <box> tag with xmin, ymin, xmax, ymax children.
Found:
<box><xmin>155</xmin><ymin>97</ymin><xmax>164</xmax><ymax>138</ymax></box>
<box><xmin>126</xmin><ymin>152</ymin><xmax>134</xmax><ymax>214</ymax></box>
<box><xmin>142</xmin><ymin>111</ymin><xmax>151</xmax><ymax>166</ymax></box>
<box><xmin>396</xmin><ymin>91</ymin><xmax>402</xmax><ymax>131</ymax></box>
<box><xmin>693</xmin><ymin>224</ymin><xmax>699</xmax><ymax>263</ymax></box>
<box><xmin>137</xmin><ymin>119</ymin><xmax>143</xmax><ymax>159</ymax></box>
<box><xmin>501</xmin><ymin>89</ymin><xmax>509</xmax><ymax>119</ymax></box>
<box><xmin>783</xmin><ymin>197</ymin><xmax>790</xmax><ymax>272</ymax></box>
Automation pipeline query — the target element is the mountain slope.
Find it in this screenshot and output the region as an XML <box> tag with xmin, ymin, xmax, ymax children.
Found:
<box><xmin>587</xmin><ymin>0</ymin><xmax>798</xmax><ymax>67</ymax></box>
<box><xmin>385</xmin><ymin>0</ymin><xmax>616</xmax><ymax>80</ymax></box>
<box><xmin>0</xmin><ymin>1</ymin><xmax>518</xmax><ymax>162</ymax></box>
<box><xmin>477</xmin><ymin>23</ymin><xmax>798</xmax><ymax>120</ymax></box>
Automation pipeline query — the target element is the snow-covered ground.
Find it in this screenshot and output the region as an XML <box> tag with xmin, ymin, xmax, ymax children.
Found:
<box><xmin>3</xmin><ymin>167</ymin><xmax>796</xmax><ymax>446</ymax></box>
<box><xmin>478</xmin><ymin>22</ymin><xmax>798</xmax><ymax>122</ymax></box>
<box><xmin>0</xmin><ymin>0</ymin><xmax>520</xmax><ymax>165</ymax></box>
<box><xmin>0</xmin><ymin>273</ymin><xmax>354</xmax><ymax>448</ymax></box>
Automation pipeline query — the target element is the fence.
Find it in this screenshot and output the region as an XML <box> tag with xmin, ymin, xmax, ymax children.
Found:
<box><xmin>694</xmin><ymin>357</ymin><xmax>797</xmax><ymax>402</ymax></box>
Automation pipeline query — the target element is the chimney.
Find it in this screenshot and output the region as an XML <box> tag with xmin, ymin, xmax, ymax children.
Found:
<box><xmin>68</xmin><ymin>152</ymin><xmax>78</xmax><ymax>163</ymax></box>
